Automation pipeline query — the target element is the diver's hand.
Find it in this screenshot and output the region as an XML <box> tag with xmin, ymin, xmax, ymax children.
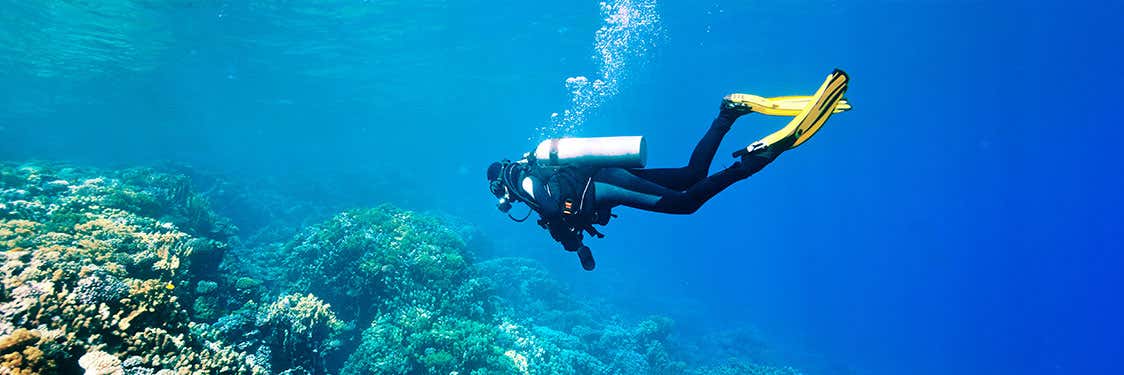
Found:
<box><xmin>547</xmin><ymin>222</ymin><xmax>583</xmax><ymax>251</ymax></box>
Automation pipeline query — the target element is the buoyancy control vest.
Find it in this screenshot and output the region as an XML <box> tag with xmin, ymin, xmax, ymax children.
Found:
<box><xmin>525</xmin><ymin>163</ymin><xmax>615</xmax><ymax>238</ymax></box>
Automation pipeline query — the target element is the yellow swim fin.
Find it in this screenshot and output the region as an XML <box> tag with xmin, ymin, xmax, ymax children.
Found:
<box><xmin>733</xmin><ymin>69</ymin><xmax>850</xmax><ymax>157</ymax></box>
<box><xmin>723</xmin><ymin>94</ymin><xmax>851</xmax><ymax>117</ymax></box>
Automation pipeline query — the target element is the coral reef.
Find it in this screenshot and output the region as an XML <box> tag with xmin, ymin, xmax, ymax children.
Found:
<box><xmin>341</xmin><ymin>309</ymin><xmax>514</xmax><ymax>375</ymax></box>
<box><xmin>483</xmin><ymin>258</ymin><xmax>687</xmax><ymax>375</ymax></box>
<box><xmin>277</xmin><ymin>206</ymin><xmax>506</xmax><ymax>373</ymax></box>
<box><xmin>267</xmin><ymin>206</ymin><xmax>692</xmax><ymax>374</ymax></box>
<box><xmin>255</xmin><ymin>294</ymin><xmax>346</xmax><ymax>374</ymax></box>
<box><xmin>0</xmin><ymin>162</ymin><xmax>257</xmax><ymax>374</ymax></box>
<box><xmin>1</xmin><ymin>161</ymin><xmax>811</xmax><ymax>374</ymax></box>
<box><xmin>688</xmin><ymin>361</ymin><xmax>804</xmax><ymax>375</ymax></box>
<box><xmin>280</xmin><ymin>206</ymin><xmax>484</xmax><ymax>318</ymax></box>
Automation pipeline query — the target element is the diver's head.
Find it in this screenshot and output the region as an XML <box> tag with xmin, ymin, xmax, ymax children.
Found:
<box><xmin>487</xmin><ymin>161</ymin><xmax>503</xmax><ymax>183</ymax></box>
<box><xmin>487</xmin><ymin>160</ymin><xmax>514</xmax><ymax>213</ymax></box>
<box><xmin>485</xmin><ymin>160</ymin><xmax>508</xmax><ymax>197</ymax></box>
<box><xmin>487</xmin><ymin>162</ymin><xmax>505</xmax><ymax>196</ymax></box>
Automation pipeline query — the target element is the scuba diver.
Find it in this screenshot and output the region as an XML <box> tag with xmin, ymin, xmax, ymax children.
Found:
<box><xmin>487</xmin><ymin>69</ymin><xmax>851</xmax><ymax>271</ymax></box>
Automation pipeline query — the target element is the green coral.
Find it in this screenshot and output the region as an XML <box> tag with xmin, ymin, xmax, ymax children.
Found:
<box><xmin>341</xmin><ymin>309</ymin><xmax>514</xmax><ymax>375</ymax></box>
<box><xmin>281</xmin><ymin>205</ymin><xmax>486</xmax><ymax>322</ymax></box>
<box><xmin>281</xmin><ymin>206</ymin><xmax>512</xmax><ymax>374</ymax></box>
<box><xmin>234</xmin><ymin>276</ymin><xmax>262</xmax><ymax>290</ymax></box>
<box><xmin>195</xmin><ymin>280</ymin><xmax>218</xmax><ymax>294</ymax></box>
<box><xmin>192</xmin><ymin>297</ymin><xmax>219</xmax><ymax>321</ymax></box>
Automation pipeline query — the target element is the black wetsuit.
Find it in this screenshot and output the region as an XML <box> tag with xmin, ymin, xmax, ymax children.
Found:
<box><xmin>520</xmin><ymin>108</ymin><xmax>783</xmax><ymax>252</ymax></box>
<box><xmin>593</xmin><ymin>109</ymin><xmax>780</xmax><ymax>214</ymax></box>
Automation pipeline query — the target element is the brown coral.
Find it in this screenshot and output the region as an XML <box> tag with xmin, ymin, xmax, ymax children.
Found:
<box><xmin>0</xmin><ymin>328</ymin><xmax>50</xmax><ymax>375</ymax></box>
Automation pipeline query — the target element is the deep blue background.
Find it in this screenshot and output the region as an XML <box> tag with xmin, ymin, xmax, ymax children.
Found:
<box><xmin>2</xmin><ymin>1</ymin><xmax>1121</xmax><ymax>374</ymax></box>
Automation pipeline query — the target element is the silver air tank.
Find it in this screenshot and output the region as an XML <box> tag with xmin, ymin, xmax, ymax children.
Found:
<box><xmin>533</xmin><ymin>136</ymin><xmax>647</xmax><ymax>168</ymax></box>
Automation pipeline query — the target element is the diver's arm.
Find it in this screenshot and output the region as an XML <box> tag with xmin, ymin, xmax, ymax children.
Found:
<box><xmin>547</xmin><ymin>221</ymin><xmax>585</xmax><ymax>251</ymax></box>
<box><xmin>530</xmin><ymin>176</ymin><xmax>561</xmax><ymax>219</ymax></box>
<box><xmin>530</xmin><ymin>176</ymin><xmax>585</xmax><ymax>251</ymax></box>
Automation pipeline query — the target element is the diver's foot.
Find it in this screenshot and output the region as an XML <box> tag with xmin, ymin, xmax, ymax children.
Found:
<box><xmin>735</xmin><ymin>131</ymin><xmax>797</xmax><ymax>159</ymax></box>
<box><xmin>577</xmin><ymin>246</ymin><xmax>596</xmax><ymax>271</ymax></box>
<box><xmin>720</xmin><ymin>93</ymin><xmax>760</xmax><ymax>118</ymax></box>
<box><xmin>730</xmin><ymin>135</ymin><xmax>792</xmax><ymax>176</ymax></box>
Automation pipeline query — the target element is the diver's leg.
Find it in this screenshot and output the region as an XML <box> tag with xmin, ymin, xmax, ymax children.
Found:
<box><xmin>594</xmin><ymin>169</ymin><xmax>680</xmax><ymax>211</ymax></box>
<box><xmin>628</xmin><ymin>109</ymin><xmax>743</xmax><ymax>190</ymax></box>
<box><xmin>648</xmin><ymin>148</ymin><xmax>784</xmax><ymax>214</ymax></box>
<box><xmin>595</xmin><ymin>154</ymin><xmax>773</xmax><ymax>215</ymax></box>
<box><xmin>649</xmin><ymin>166</ymin><xmax>750</xmax><ymax>214</ymax></box>
<box><xmin>597</xmin><ymin>142</ymin><xmax>785</xmax><ymax>215</ymax></box>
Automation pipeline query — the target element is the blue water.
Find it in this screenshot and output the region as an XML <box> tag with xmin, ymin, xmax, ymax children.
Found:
<box><xmin>2</xmin><ymin>1</ymin><xmax>1122</xmax><ymax>374</ymax></box>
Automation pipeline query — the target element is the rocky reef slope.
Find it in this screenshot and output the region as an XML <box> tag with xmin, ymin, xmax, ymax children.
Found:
<box><xmin>0</xmin><ymin>162</ymin><xmax>802</xmax><ymax>375</ymax></box>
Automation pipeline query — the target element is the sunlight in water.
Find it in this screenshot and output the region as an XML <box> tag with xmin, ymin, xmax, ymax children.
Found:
<box><xmin>537</xmin><ymin>0</ymin><xmax>661</xmax><ymax>140</ymax></box>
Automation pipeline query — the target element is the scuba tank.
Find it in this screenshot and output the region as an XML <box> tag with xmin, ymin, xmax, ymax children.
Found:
<box><xmin>533</xmin><ymin>136</ymin><xmax>647</xmax><ymax>169</ymax></box>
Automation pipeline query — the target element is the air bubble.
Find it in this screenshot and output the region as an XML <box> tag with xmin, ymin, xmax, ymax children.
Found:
<box><xmin>536</xmin><ymin>0</ymin><xmax>662</xmax><ymax>140</ymax></box>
